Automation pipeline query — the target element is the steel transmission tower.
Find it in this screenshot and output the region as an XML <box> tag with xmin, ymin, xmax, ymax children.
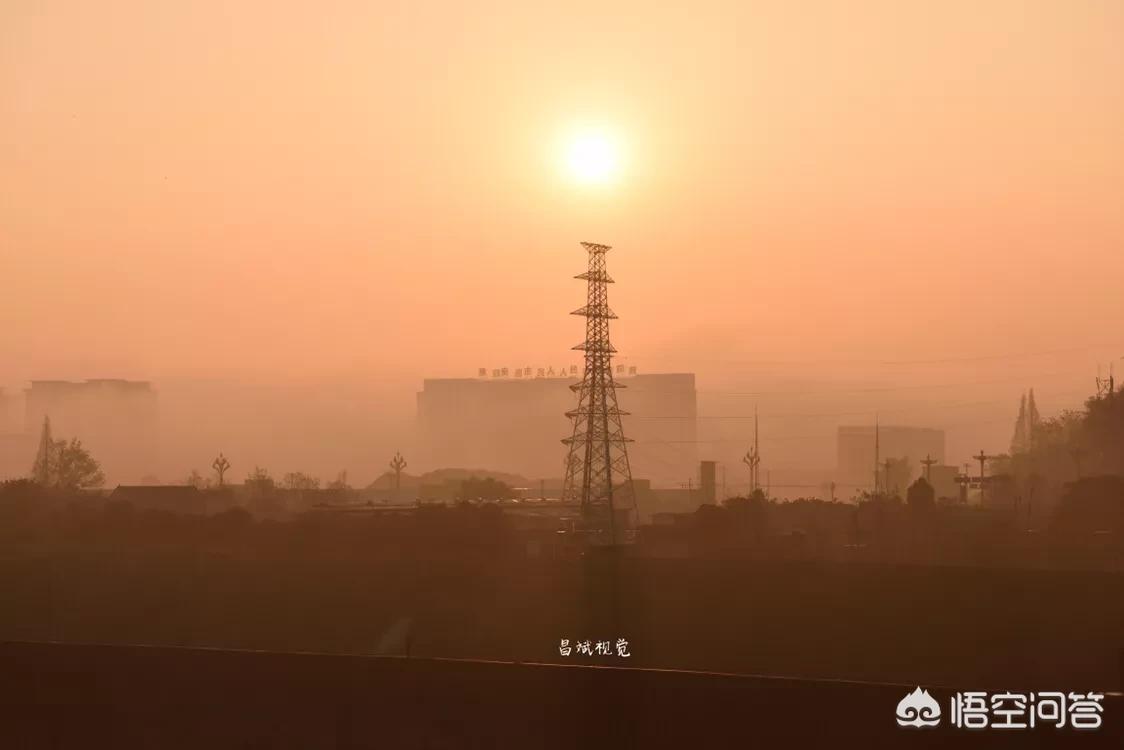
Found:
<box><xmin>561</xmin><ymin>242</ymin><xmax>636</xmax><ymax>545</ymax></box>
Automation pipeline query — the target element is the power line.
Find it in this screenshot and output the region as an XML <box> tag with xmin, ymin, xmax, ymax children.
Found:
<box><xmin>631</xmin><ymin>398</ymin><xmax>1002</xmax><ymax>420</ymax></box>
<box><xmin>621</xmin><ymin>342</ymin><xmax>1115</xmax><ymax>368</ymax></box>
<box><xmin>690</xmin><ymin>371</ymin><xmax>1078</xmax><ymax>397</ymax></box>
<box><xmin>878</xmin><ymin>346</ymin><xmax>1098</xmax><ymax>365</ymax></box>
<box><xmin>634</xmin><ymin>416</ymin><xmax>1016</xmax><ymax>445</ymax></box>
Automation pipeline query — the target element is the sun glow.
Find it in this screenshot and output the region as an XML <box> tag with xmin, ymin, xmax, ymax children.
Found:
<box><xmin>561</xmin><ymin>127</ymin><xmax>622</xmax><ymax>187</ymax></box>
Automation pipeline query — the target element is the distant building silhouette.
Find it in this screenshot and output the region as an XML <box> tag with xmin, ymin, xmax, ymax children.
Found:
<box><xmin>0</xmin><ymin>388</ymin><xmax>28</xmax><ymax>479</ymax></box>
<box><xmin>24</xmin><ymin>380</ymin><xmax>158</xmax><ymax>485</ymax></box>
<box><xmin>0</xmin><ymin>388</ymin><xmax>18</xmax><ymax>435</ymax></box>
<box><xmin>699</xmin><ymin>460</ymin><xmax>717</xmax><ymax>505</ymax></box>
<box><xmin>926</xmin><ymin>464</ymin><xmax>961</xmax><ymax>500</ymax></box>
<box><xmin>417</xmin><ymin>372</ymin><xmax>697</xmax><ymax>488</ymax></box>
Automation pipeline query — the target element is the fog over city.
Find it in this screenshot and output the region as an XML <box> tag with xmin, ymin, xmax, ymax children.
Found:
<box><xmin>1</xmin><ymin>334</ymin><xmax>1119</xmax><ymax>490</ymax></box>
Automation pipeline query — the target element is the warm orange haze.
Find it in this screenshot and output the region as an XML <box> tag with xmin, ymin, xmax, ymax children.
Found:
<box><xmin>1</xmin><ymin>4</ymin><xmax>1124</xmax><ymax>746</ymax></box>
<box><xmin>3</xmin><ymin>1</ymin><xmax>1123</xmax><ymax>486</ymax></box>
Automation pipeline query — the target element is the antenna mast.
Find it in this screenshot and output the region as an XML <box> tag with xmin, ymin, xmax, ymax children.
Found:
<box><xmin>873</xmin><ymin>414</ymin><xmax>881</xmax><ymax>497</ymax></box>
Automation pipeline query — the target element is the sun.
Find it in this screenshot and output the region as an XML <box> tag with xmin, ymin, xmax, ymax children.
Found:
<box><xmin>561</xmin><ymin>127</ymin><xmax>622</xmax><ymax>186</ymax></box>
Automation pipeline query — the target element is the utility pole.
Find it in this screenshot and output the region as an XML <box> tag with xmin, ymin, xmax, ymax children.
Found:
<box><xmin>389</xmin><ymin>451</ymin><xmax>407</xmax><ymax>503</ymax></box>
<box><xmin>956</xmin><ymin>466</ymin><xmax>970</xmax><ymax>505</ymax></box>
<box><xmin>211</xmin><ymin>452</ymin><xmax>230</xmax><ymax>487</ymax></box>
<box><xmin>754</xmin><ymin>406</ymin><xmax>760</xmax><ymax>491</ymax></box>
<box><xmin>742</xmin><ymin>449</ymin><xmax>759</xmax><ymax>495</ymax></box>
<box><xmin>920</xmin><ymin>454</ymin><xmax>937</xmax><ymax>483</ymax></box>
<box><xmin>974</xmin><ymin>450</ymin><xmax>992</xmax><ymax>505</ymax></box>
<box><xmin>742</xmin><ymin>406</ymin><xmax>761</xmax><ymax>494</ymax></box>
<box><xmin>873</xmin><ymin>414</ymin><xmax>881</xmax><ymax>497</ymax></box>
<box><xmin>560</xmin><ymin>242</ymin><xmax>636</xmax><ymax>545</ymax></box>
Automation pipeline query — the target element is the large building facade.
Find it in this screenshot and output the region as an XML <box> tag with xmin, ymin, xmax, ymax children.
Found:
<box><xmin>0</xmin><ymin>388</ymin><xmax>29</xmax><ymax>480</ymax></box>
<box><xmin>23</xmin><ymin>379</ymin><xmax>159</xmax><ymax>484</ymax></box>
<box><xmin>417</xmin><ymin>372</ymin><xmax>697</xmax><ymax>488</ymax></box>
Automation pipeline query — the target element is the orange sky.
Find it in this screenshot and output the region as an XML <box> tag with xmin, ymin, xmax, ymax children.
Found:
<box><xmin>2</xmin><ymin>1</ymin><xmax>1122</xmax><ymax>478</ymax></box>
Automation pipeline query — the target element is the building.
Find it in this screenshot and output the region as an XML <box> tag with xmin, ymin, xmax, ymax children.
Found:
<box><xmin>928</xmin><ymin>464</ymin><xmax>960</xmax><ymax>501</ymax></box>
<box><xmin>836</xmin><ymin>425</ymin><xmax>945</xmax><ymax>491</ymax></box>
<box><xmin>416</xmin><ymin>372</ymin><xmax>697</xmax><ymax>488</ymax></box>
<box><xmin>0</xmin><ymin>388</ymin><xmax>18</xmax><ymax>434</ymax></box>
<box><xmin>0</xmin><ymin>388</ymin><xmax>33</xmax><ymax>480</ymax></box>
<box><xmin>699</xmin><ymin>460</ymin><xmax>717</xmax><ymax>505</ymax></box>
<box><xmin>24</xmin><ymin>380</ymin><xmax>158</xmax><ymax>485</ymax></box>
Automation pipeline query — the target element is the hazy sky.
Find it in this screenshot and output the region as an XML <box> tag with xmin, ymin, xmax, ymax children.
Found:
<box><xmin>3</xmin><ymin>1</ymin><xmax>1122</xmax><ymax>479</ymax></box>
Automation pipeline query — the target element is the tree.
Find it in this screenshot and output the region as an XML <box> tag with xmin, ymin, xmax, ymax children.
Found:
<box><xmin>1027</xmin><ymin>388</ymin><xmax>1041</xmax><ymax>440</ymax></box>
<box><xmin>1051</xmin><ymin>476</ymin><xmax>1124</xmax><ymax>535</ymax></box>
<box><xmin>1007</xmin><ymin>382</ymin><xmax>1122</xmax><ymax>489</ymax></box>
<box><xmin>245</xmin><ymin>467</ymin><xmax>275</xmax><ymax>495</ymax></box>
<box><xmin>281</xmin><ymin>472</ymin><xmax>320</xmax><ymax>491</ymax></box>
<box><xmin>1081</xmin><ymin>388</ymin><xmax>1124</xmax><ymax>476</ymax></box>
<box><xmin>1011</xmin><ymin>393</ymin><xmax>1028</xmax><ymax>454</ymax></box>
<box><xmin>184</xmin><ymin>469</ymin><xmax>209</xmax><ymax>489</ymax></box>
<box><xmin>327</xmin><ymin>470</ymin><xmax>351</xmax><ymax>491</ymax></box>
<box><xmin>29</xmin><ymin>418</ymin><xmax>104</xmax><ymax>491</ymax></box>
<box><xmin>53</xmin><ymin>439</ymin><xmax>105</xmax><ymax>490</ymax></box>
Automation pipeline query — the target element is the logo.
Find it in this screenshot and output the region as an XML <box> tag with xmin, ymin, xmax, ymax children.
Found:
<box><xmin>897</xmin><ymin>687</ymin><xmax>942</xmax><ymax>728</ymax></box>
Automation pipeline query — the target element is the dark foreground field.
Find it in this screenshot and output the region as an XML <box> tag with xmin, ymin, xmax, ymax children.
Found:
<box><xmin>2</xmin><ymin>555</ymin><xmax>1122</xmax><ymax>690</ymax></box>
<box><xmin>1</xmin><ymin>640</ymin><xmax>1120</xmax><ymax>749</ymax></box>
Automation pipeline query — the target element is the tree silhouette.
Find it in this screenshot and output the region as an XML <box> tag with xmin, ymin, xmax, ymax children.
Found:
<box><xmin>1011</xmin><ymin>393</ymin><xmax>1028</xmax><ymax>454</ymax></box>
<box><xmin>1027</xmin><ymin>388</ymin><xmax>1041</xmax><ymax>439</ymax></box>
<box><xmin>245</xmin><ymin>467</ymin><xmax>275</xmax><ymax>495</ymax></box>
<box><xmin>184</xmin><ymin>469</ymin><xmax>208</xmax><ymax>489</ymax></box>
<box><xmin>282</xmin><ymin>472</ymin><xmax>320</xmax><ymax>491</ymax></box>
<box><xmin>29</xmin><ymin>418</ymin><xmax>104</xmax><ymax>490</ymax></box>
<box><xmin>53</xmin><ymin>439</ymin><xmax>105</xmax><ymax>490</ymax></box>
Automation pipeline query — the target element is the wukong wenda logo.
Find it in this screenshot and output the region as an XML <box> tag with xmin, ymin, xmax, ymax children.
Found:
<box><xmin>896</xmin><ymin>687</ymin><xmax>942</xmax><ymax>728</ymax></box>
<box><xmin>895</xmin><ymin>687</ymin><xmax>1106</xmax><ymax>731</ymax></box>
